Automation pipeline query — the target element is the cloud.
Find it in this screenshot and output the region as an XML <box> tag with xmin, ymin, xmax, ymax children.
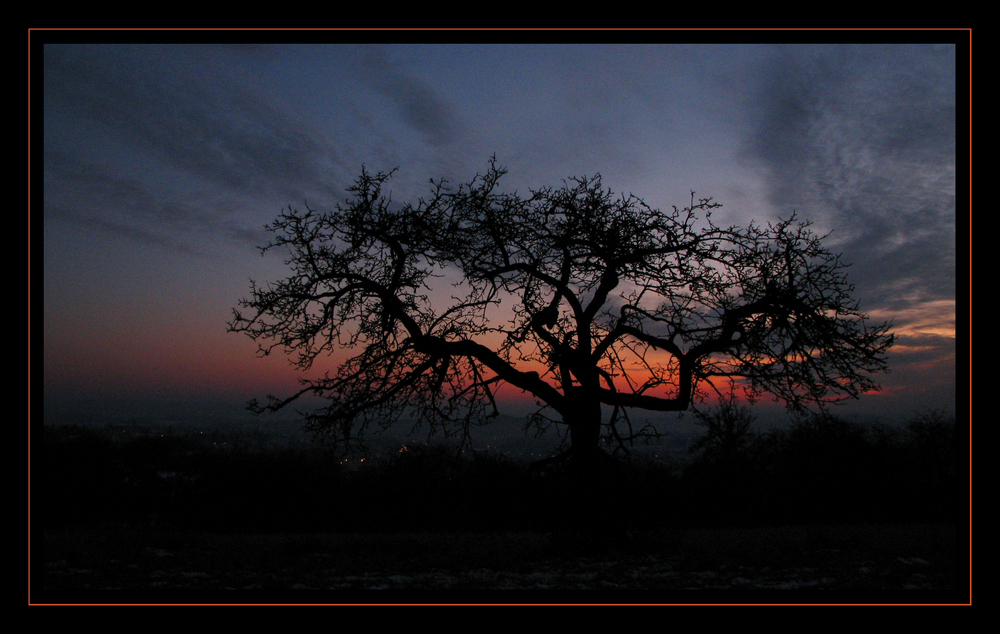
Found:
<box><xmin>43</xmin><ymin>146</ymin><xmax>270</xmax><ymax>255</ymax></box>
<box><xmin>45</xmin><ymin>205</ymin><xmax>205</xmax><ymax>256</ymax></box>
<box><xmin>361</xmin><ymin>47</ymin><xmax>463</xmax><ymax>148</ymax></box>
<box><xmin>43</xmin><ymin>44</ymin><xmax>340</xmax><ymax>205</ymax></box>
<box><xmin>739</xmin><ymin>44</ymin><xmax>957</xmax><ymax>308</ymax></box>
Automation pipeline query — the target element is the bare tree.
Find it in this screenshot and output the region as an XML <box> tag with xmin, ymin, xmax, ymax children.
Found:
<box><xmin>689</xmin><ymin>392</ymin><xmax>757</xmax><ymax>464</ymax></box>
<box><xmin>229</xmin><ymin>159</ymin><xmax>893</xmax><ymax>468</ymax></box>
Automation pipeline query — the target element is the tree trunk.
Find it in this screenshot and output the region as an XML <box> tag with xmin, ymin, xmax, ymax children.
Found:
<box><xmin>566</xmin><ymin>394</ymin><xmax>602</xmax><ymax>471</ymax></box>
<box><xmin>562</xmin><ymin>394</ymin><xmax>621</xmax><ymax>546</ymax></box>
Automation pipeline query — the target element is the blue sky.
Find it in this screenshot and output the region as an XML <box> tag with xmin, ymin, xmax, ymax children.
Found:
<box><xmin>37</xmin><ymin>35</ymin><xmax>963</xmax><ymax>431</ymax></box>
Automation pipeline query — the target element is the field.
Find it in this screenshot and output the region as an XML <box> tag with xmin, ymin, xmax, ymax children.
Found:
<box><xmin>34</xmin><ymin>417</ymin><xmax>966</xmax><ymax>605</ymax></box>
<box><xmin>38</xmin><ymin>523</ymin><xmax>962</xmax><ymax>604</ymax></box>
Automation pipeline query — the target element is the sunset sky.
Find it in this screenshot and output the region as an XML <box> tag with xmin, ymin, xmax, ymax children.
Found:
<box><xmin>37</xmin><ymin>33</ymin><xmax>964</xmax><ymax>433</ymax></box>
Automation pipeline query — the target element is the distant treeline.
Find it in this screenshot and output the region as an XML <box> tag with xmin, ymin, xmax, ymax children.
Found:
<box><xmin>39</xmin><ymin>410</ymin><xmax>959</xmax><ymax>533</ymax></box>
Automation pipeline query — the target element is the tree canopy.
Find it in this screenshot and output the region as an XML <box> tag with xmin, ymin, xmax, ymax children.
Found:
<box><xmin>229</xmin><ymin>159</ymin><xmax>893</xmax><ymax>458</ymax></box>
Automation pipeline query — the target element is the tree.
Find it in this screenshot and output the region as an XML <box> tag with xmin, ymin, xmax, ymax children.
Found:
<box><xmin>228</xmin><ymin>158</ymin><xmax>893</xmax><ymax>470</ymax></box>
<box><xmin>689</xmin><ymin>392</ymin><xmax>757</xmax><ymax>465</ymax></box>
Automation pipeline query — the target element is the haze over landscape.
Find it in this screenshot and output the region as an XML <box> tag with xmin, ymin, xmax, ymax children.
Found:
<box><xmin>38</xmin><ymin>37</ymin><xmax>962</xmax><ymax>446</ymax></box>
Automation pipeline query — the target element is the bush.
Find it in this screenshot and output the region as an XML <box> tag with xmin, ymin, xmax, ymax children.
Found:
<box><xmin>40</xmin><ymin>408</ymin><xmax>960</xmax><ymax>535</ymax></box>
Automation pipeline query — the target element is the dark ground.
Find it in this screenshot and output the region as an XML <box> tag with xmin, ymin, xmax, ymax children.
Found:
<box><xmin>36</xmin><ymin>523</ymin><xmax>963</xmax><ymax>605</ymax></box>
<box><xmin>34</xmin><ymin>417</ymin><xmax>968</xmax><ymax>605</ymax></box>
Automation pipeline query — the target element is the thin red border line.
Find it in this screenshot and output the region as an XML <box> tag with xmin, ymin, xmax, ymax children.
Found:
<box><xmin>23</xmin><ymin>603</ymin><xmax>971</xmax><ymax>608</ymax></box>
<box><xmin>27</xmin><ymin>28</ymin><xmax>972</xmax><ymax>609</ymax></box>
<box><xmin>23</xmin><ymin>26</ymin><xmax>683</xmax><ymax>28</ymax></box>
<box><xmin>967</xmin><ymin>25</ymin><xmax>973</xmax><ymax>609</ymax></box>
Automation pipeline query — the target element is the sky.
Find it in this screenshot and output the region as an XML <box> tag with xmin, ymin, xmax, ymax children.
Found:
<box><xmin>36</xmin><ymin>34</ymin><xmax>964</xmax><ymax>436</ymax></box>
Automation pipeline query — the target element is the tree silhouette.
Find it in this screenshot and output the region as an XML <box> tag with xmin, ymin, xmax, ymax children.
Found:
<box><xmin>689</xmin><ymin>392</ymin><xmax>757</xmax><ymax>465</ymax></box>
<box><xmin>229</xmin><ymin>159</ymin><xmax>893</xmax><ymax>469</ymax></box>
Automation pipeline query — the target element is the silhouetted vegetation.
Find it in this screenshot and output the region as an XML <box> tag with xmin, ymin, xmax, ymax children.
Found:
<box><xmin>681</xmin><ymin>409</ymin><xmax>959</xmax><ymax>527</ymax></box>
<box><xmin>228</xmin><ymin>159</ymin><xmax>893</xmax><ymax>475</ymax></box>
<box><xmin>36</xmin><ymin>412</ymin><xmax>964</xmax><ymax>600</ymax></box>
<box><xmin>40</xmin><ymin>409</ymin><xmax>958</xmax><ymax>535</ymax></box>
